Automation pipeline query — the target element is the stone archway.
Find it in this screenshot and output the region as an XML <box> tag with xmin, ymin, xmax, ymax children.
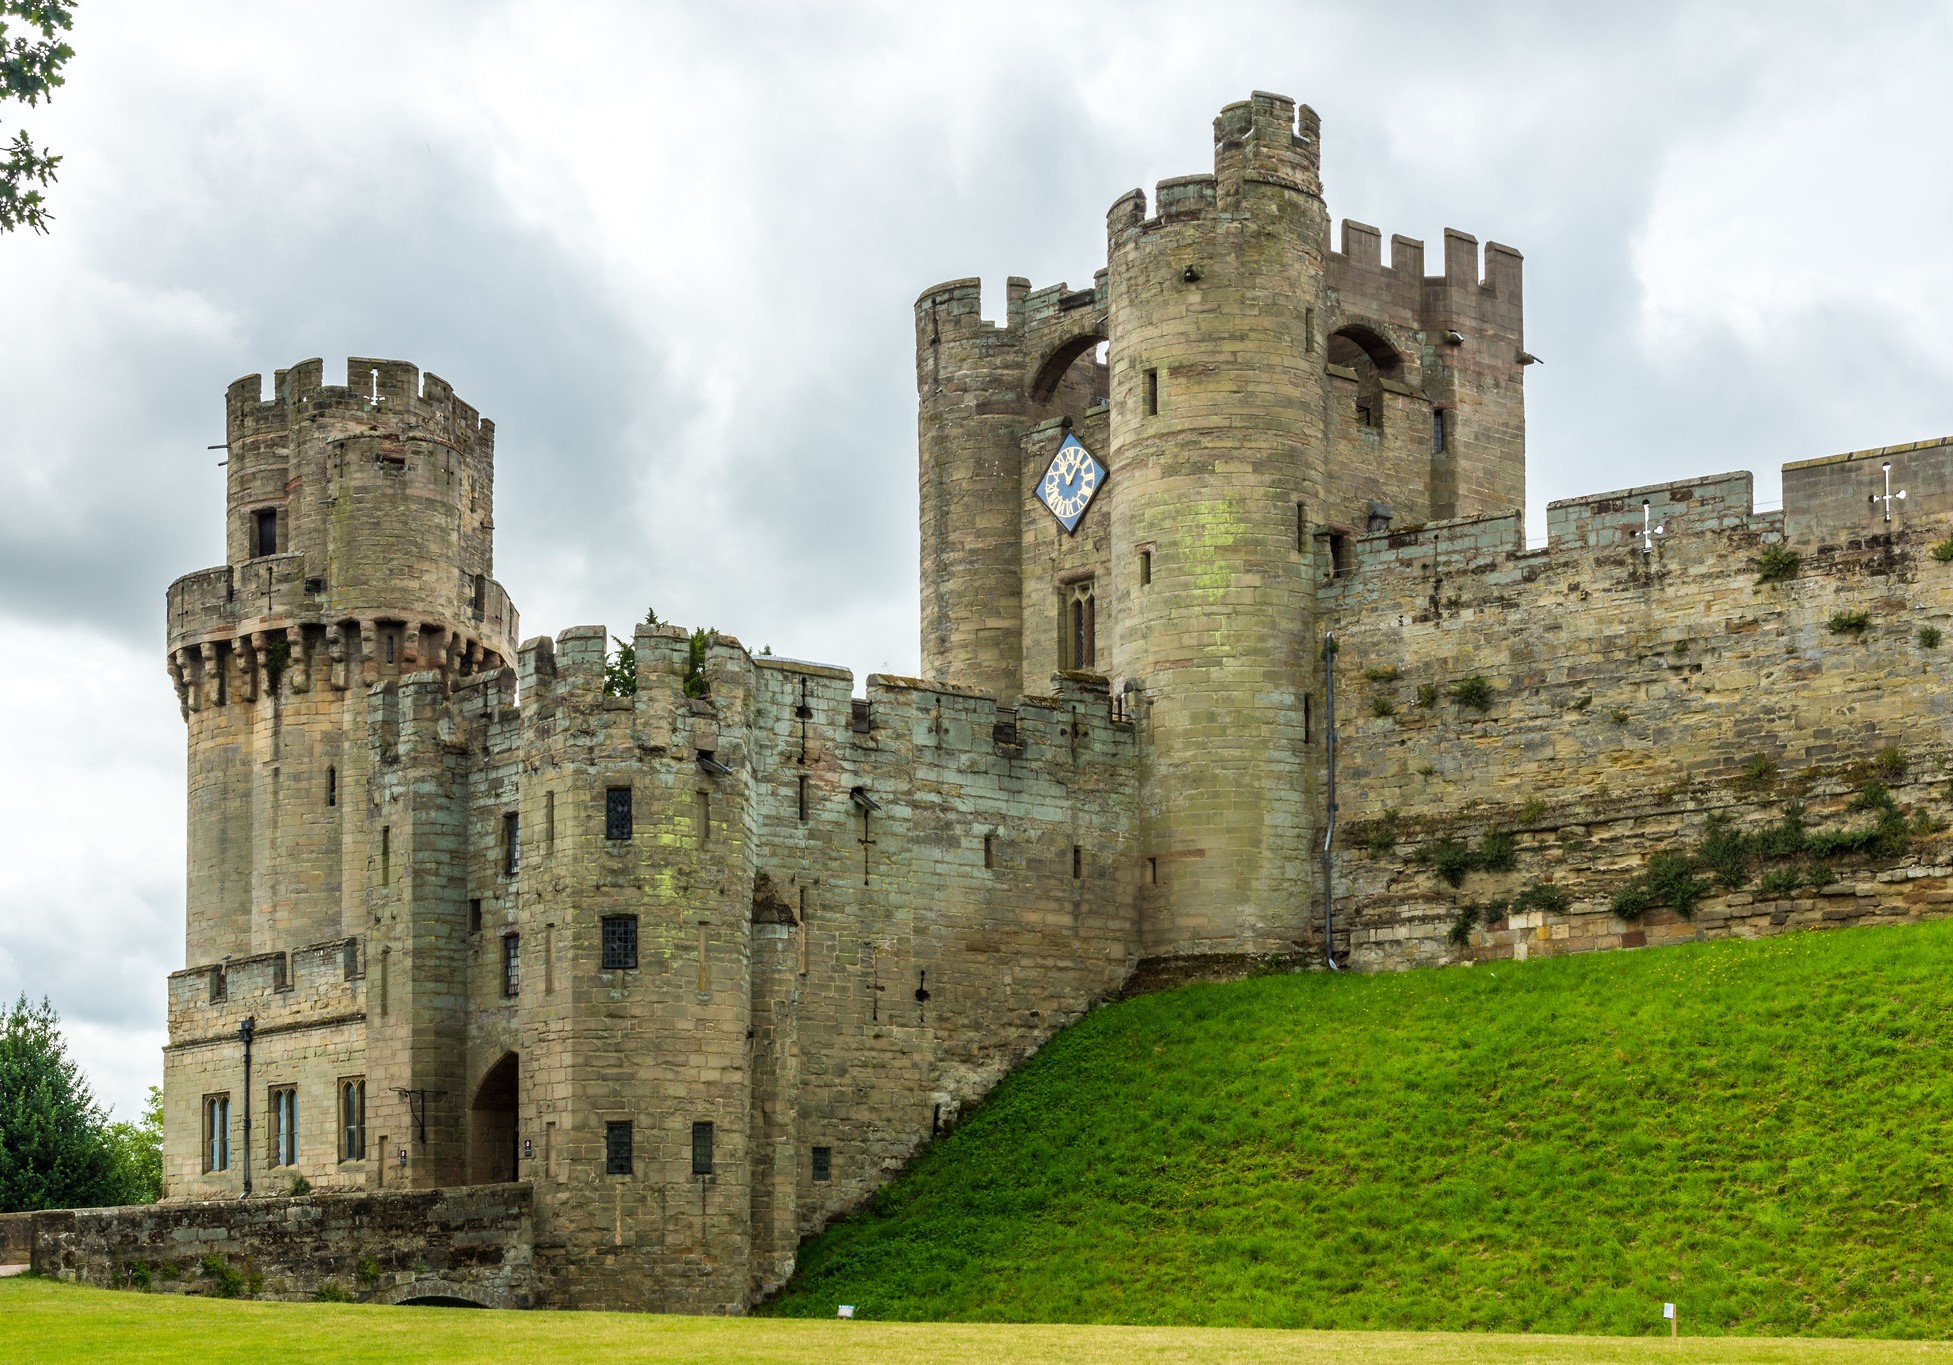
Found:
<box><xmin>467</xmin><ymin>1052</ymin><xmax>519</xmax><ymax>1185</ymax></box>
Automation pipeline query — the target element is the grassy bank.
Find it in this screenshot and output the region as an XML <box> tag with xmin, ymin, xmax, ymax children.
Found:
<box><xmin>766</xmin><ymin>920</ymin><xmax>1953</xmax><ymax>1336</ymax></box>
<box><xmin>9</xmin><ymin>1277</ymin><xmax>1953</xmax><ymax>1364</ymax></box>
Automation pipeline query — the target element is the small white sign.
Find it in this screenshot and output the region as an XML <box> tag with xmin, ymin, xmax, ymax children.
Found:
<box><xmin>837</xmin><ymin>1305</ymin><xmax>855</xmax><ymax>1319</ymax></box>
<box><xmin>1663</xmin><ymin>1302</ymin><xmax>1676</xmax><ymax>1319</ymax></box>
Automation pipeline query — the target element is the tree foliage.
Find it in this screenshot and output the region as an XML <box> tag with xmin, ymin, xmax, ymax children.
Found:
<box><xmin>0</xmin><ymin>994</ymin><xmax>154</xmax><ymax>1212</ymax></box>
<box><xmin>1</xmin><ymin>1</ymin><xmax>75</xmax><ymax>234</ymax></box>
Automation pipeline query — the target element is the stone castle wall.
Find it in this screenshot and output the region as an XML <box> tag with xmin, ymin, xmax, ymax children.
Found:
<box><xmin>12</xmin><ymin>1186</ymin><xmax>531</xmax><ymax>1307</ymax></box>
<box><xmin>1326</xmin><ymin>439</ymin><xmax>1953</xmax><ymax>968</ymax></box>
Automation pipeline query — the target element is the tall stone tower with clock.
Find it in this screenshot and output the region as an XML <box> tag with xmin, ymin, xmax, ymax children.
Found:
<box><xmin>916</xmin><ymin>90</ymin><xmax>1526</xmax><ymax>962</ymax></box>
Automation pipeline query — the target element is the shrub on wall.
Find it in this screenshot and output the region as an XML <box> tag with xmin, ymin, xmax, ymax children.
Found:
<box><xmin>1828</xmin><ymin>610</ymin><xmax>1871</xmax><ymax>636</ymax></box>
<box><xmin>1756</xmin><ymin>544</ymin><xmax>1800</xmax><ymax>583</ymax></box>
<box><xmin>1448</xmin><ymin>675</ymin><xmax>1494</xmax><ymax>712</ymax></box>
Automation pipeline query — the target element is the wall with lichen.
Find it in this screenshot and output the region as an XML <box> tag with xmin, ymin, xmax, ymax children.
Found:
<box><xmin>1325</xmin><ymin>442</ymin><xmax>1953</xmax><ymax>969</ymax></box>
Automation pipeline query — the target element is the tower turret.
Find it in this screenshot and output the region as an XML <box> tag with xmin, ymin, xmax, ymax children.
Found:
<box><xmin>1106</xmin><ymin>93</ymin><xmax>1330</xmax><ymax>956</ymax></box>
<box><xmin>165</xmin><ymin>358</ymin><xmax>518</xmax><ymax>965</ymax></box>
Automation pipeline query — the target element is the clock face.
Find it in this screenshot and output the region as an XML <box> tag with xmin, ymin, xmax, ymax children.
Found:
<box><xmin>1035</xmin><ymin>434</ymin><xmax>1107</xmax><ymax>534</ymax></box>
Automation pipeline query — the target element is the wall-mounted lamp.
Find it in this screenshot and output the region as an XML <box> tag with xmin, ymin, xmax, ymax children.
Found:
<box><xmin>850</xmin><ymin>786</ymin><xmax>882</xmax><ymax>813</ymax></box>
<box><xmin>522</xmin><ymin>1139</ymin><xmax>534</xmax><ymax>1161</ymax></box>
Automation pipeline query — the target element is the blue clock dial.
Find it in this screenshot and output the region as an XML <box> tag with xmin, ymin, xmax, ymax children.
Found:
<box><xmin>1035</xmin><ymin>434</ymin><xmax>1106</xmax><ymax>534</ymax></box>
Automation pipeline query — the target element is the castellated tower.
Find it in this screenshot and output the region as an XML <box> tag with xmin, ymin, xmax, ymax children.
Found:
<box><xmin>918</xmin><ymin>92</ymin><xmax>1526</xmax><ymax>959</ymax></box>
<box><xmin>163</xmin><ymin>358</ymin><xmax>517</xmax><ymax>1197</ymax></box>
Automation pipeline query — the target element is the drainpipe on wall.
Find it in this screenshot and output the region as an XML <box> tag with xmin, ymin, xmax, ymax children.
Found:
<box><xmin>1321</xmin><ymin>631</ymin><xmax>1340</xmax><ymax>972</ymax></box>
<box><xmin>238</xmin><ymin>1015</ymin><xmax>256</xmax><ymax>1198</ymax></box>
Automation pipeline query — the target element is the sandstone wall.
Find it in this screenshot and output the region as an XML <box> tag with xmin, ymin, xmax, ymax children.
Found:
<box><xmin>20</xmin><ymin>1186</ymin><xmax>531</xmax><ymax>1308</ymax></box>
<box><xmin>1326</xmin><ymin>452</ymin><xmax>1953</xmax><ymax>968</ymax></box>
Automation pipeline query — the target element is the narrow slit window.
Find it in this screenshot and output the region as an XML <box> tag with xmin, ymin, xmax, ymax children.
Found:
<box><xmin>468</xmin><ymin>898</ymin><xmax>482</xmax><ymax>934</ymax></box>
<box><xmin>1139</xmin><ymin>549</ymin><xmax>1152</xmax><ymax>586</ymax></box>
<box><xmin>253</xmin><ymin>508</ymin><xmax>278</xmax><ymax>558</ymax></box>
<box><xmin>605</xmin><ymin>786</ymin><xmax>633</xmax><ymax>841</ymax></box>
<box><xmin>1355</xmin><ymin>401</ymin><xmax>1373</xmax><ymax>428</ymax></box>
<box><xmin>503</xmin><ymin>812</ymin><xmax>520</xmax><ymax>876</ymax></box>
<box><xmin>1433</xmin><ymin>408</ymin><xmax>1448</xmax><ymax>454</ymax></box>
<box><xmin>1305</xmin><ymin>307</ymin><xmax>1315</xmax><ymax>354</ymax></box>
<box><xmin>602</xmin><ymin>915</ymin><xmax>639</xmax><ymax>971</ymax></box>
<box><xmin>1147</xmin><ymin>856</ymin><xmax>1160</xmax><ymax>885</ymax></box>
<box><xmin>1297</xmin><ymin>504</ymin><xmax>1307</xmax><ymax>553</ymax></box>
<box><xmin>326</xmin><ymin>765</ymin><xmax>337</xmax><ymax>807</ymax></box>
<box><xmin>545</xmin><ymin>791</ymin><xmax>556</xmax><ymax>852</ymax></box>
<box><xmin>798</xmin><ymin>775</ymin><xmax>808</xmax><ymax>822</ymax></box>
<box><xmin>692</xmin><ymin>1120</ymin><xmax>715</xmax><ymax>1176</ymax></box>
<box><xmin>379</xmin><ymin>826</ymin><xmax>390</xmax><ymax>886</ymax></box>
<box><xmin>811</xmin><ymin>1145</ymin><xmax>832</xmax><ymax>1183</ymax></box>
<box><xmin>1072</xmin><ymin>844</ymin><xmax>1083</xmax><ymax>879</ymax></box>
<box><xmin>605</xmin><ymin>1121</ymin><xmax>633</xmax><ymax>1176</ymax></box>
<box><xmin>502</xmin><ymin>932</ymin><xmax>520</xmax><ymax>997</ymax></box>
<box><xmin>1144</xmin><ymin>368</ymin><xmax>1159</xmax><ymax>416</ymax></box>
<box><xmin>1304</xmin><ymin>694</ymin><xmax>1313</xmax><ymax>743</ymax></box>
<box><xmin>983</xmin><ymin>832</ymin><xmax>995</xmax><ymax>869</ymax></box>
<box><xmin>472</xmin><ymin>573</ymin><xmax>486</xmax><ymax>617</ymax></box>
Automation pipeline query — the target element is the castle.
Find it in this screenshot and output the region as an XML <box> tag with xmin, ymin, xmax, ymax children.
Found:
<box><xmin>142</xmin><ymin>93</ymin><xmax>1953</xmax><ymax>1312</ymax></box>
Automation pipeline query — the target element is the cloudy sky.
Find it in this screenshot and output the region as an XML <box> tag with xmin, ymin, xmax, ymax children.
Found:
<box><xmin>4</xmin><ymin>0</ymin><xmax>1952</xmax><ymax>1119</ymax></box>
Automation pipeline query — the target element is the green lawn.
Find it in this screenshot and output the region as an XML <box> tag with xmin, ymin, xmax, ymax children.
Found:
<box><xmin>765</xmin><ymin>920</ymin><xmax>1953</xmax><ymax>1336</ymax></box>
<box><xmin>10</xmin><ymin>1277</ymin><xmax>1953</xmax><ymax>1364</ymax></box>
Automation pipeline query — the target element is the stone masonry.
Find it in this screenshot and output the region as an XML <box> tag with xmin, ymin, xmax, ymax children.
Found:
<box><xmin>131</xmin><ymin>92</ymin><xmax>1953</xmax><ymax>1313</ymax></box>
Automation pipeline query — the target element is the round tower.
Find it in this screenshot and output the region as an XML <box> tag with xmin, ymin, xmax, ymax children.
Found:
<box><xmin>915</xmin><ymin>276</ymin><xmax>1033</xmax><ymax>703</ymax></box>
<box><xmin>166</xmin><ymin>357</ymin><xmax>518</xmax><ymax>965</ymax></box>
<box><xmin>1105</xmin><ymin>94</ymin><xmax>1331</xmax><ymax>957</ymax></box>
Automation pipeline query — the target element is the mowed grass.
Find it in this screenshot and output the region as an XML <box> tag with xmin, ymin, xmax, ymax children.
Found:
<box><xmin>10</xmin><ymin>1278</ymin><xmax>1953</xmax><ymax>1365</ymax></box>
<box><xmin>766</xmin><ymin>920</ymin><xmax>1953</xmax><ymax>1336</ymax></box>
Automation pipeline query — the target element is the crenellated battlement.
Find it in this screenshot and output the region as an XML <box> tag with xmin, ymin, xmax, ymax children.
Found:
<box><xmin>225</xmin><ymin>356</ymin><xmax>494</xmax><ymax>456</ymax></box>
<box><xmin>167</xmin><ymin>937</ymin><xmax>366</xmax><ymax>1049</ymax></box>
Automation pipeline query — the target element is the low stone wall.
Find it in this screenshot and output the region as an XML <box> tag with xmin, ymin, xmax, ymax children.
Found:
<box><xmin>0</xmin><ymin>1211</ymin><xmax>31</xmax><ymax>1266</ymax></box>
<box><xmin>23</xmin><ymin>1184</ymin><xmax>533</xmax><ymax>1308</ymax></box>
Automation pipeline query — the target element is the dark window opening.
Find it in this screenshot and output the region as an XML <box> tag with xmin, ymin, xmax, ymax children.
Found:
<box><xmin>326</xmin><ymin>765</ymin><xmax>337</xmax><ymax>807</ymax></box>
<box><xmin>798</xmin><ymin>774</ymin><xmax>808</xmax><ymax>822</ymax></box>
<box><xmin>503</xmin><ymin>812</ymin><xmax>520</xmax><ymax>876</ymax></box>
<box><xmin>691</xmin><ymin>1120</ymin><xmax>714</xmax><ymax>1176</ymax></box>
<box><xmin>1144</xmin><ymin>368</ymin><xmax>1159</xmax><ymax>416</ymax></box>
<box><xmin>1355</xmin><ymin>401</ymin><xmax>1374</xmax><ymax>427</ymax></box>
<box><xmin>343</xmin><ymin>939</ymin><xmax>360</xmax><ymax>979</ymax></box>
<box><xmin>1139</xmin><ymin>549</ymin><xmax>1152</xmax><ymax>586</ymax></box>
<box><xmin>384</xmin><ymin>633</ymin><xmax>396</xmax><ymax>665</ymax></box>
<box><xmin>1328</xmin><ymin>532</ymin><xmax>1352</xmax><ymax>579</ymax></box>
<box><xmin>1147</xmin><ymin>856</ymin><xmax>1160</xmax><ymax>885</ymax></box>
<box><xmin>1297</xmin><ymin>503</ymin><xmax>1308</xmax><ymax>552</ymax></box>
<box><xmin>1304</xmin><ymin>694</ymin><xmax>1313</xmax><ymax>743</ymax></box>
<box><xmin>468</xmin><ymin>899</ymin><xmax>482</xmax><ymax>934</ymax></box>
<box><xmin>502</xmin><ymin>933</ymin><xmax>520</xmax><ymax>997</ymax></box>
<box><xmin>1072</xmin><ymin>844</ymin><xmax>1083</xmax><ymax>879</ymax></box>
<box><xmin>209</xmin><ymin>966</ymin><xmax>226</xmax><ymax>1003</ymax></box>
<box><xmin>545</xmin><ymin>791</ymin><xmax>555</xmax><ymax>851</ymax></box>
<box><xmin>605</xmin><ymin>1121</ymin><xmax>633</xmax><ymax>1176</ymax></box>
<box><xmin>605</xmin><ymin>786</ymin><xmax>633</xmax><ymax>841</ymax></box>
<box><xmin>380</xmin><ymin>826</ymin><xmax>391</xmax><ymax>885</ymax></box>
<box><xmin>602</xmin><ymin>915</ymin><xmax>639</xmax><ymax>971</ymax></box>
<box><xmin>850</xmin><ymin>699</ymin><xmax>872</xmax><ymax>733</ymax></box>
<box><xmin>253</xmin><ymin>509</ymin><xmax>278</xmax><ymax>558</ymax></box>
<box><xmin>471</xmin><ymin>573</ymin><xmax>486</xmax><ymax>618</ymax></box>
<box><xmin>811</xmin><ymin>1145</ymin><xmax>832</xmax><ymax>1182</ymax></box>
<box><xmin>1433</xmin><ymin>408</ymin><xmax>1448</xmax><ymax>454</ymax></box>
<box><xmin>983</xmin><ymin>833</ymin><xmax>995</xmax><ymax>869</ymax></box>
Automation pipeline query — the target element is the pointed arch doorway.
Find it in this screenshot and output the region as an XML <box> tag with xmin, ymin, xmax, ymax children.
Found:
<box><xmin>467</xmin><ymin>1052</ymin><xmax>519</xmax><ymax>1184</ymax></box>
